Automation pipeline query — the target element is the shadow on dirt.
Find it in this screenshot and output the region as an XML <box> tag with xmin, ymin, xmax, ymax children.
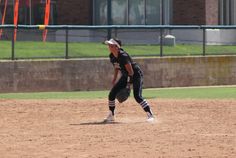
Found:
<box><xmin>70</xmin><ymin>121</ymin><xmax>123</xmax><ymax>126</ymax></box>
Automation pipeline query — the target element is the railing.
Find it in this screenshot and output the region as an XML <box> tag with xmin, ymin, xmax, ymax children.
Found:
<box><xmin>1</xmin><ymin>25</ymin><xmax>236</xmax><ymax>60</ymax></box>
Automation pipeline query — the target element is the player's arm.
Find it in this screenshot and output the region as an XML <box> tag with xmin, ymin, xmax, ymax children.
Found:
<box><xmin>120</xmin><ymin>53</ymin><xmax>133</xmax><ymax>87</ymax></box>
<box><xmin>125</xmin><ymin>63</ymin><xmax>134</xmax><ymax>87</ymax></box>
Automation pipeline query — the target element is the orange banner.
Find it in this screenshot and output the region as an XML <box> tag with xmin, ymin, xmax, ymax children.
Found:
<box><xmin>0</xmin><ymin>0</ymin><xmax>8</xmax><ymax>39</ymax></box>
<box><xmin>14</xmin><ymin>0</ymin><xmax>19</xmax><ymax>41</ymax></box>
<box><xmin>43</xmin><ymin>0</ymin><xmax>50</xmax><ymax>42</ymax></box>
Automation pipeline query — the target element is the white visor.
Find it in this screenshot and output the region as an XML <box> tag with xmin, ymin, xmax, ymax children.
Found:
<box><xmin>105</xmin><ymin>39</ymin><xmax>121</xmax><ymax>48</ymax></box>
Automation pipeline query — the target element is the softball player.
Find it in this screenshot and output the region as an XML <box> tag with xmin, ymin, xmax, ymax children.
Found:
<box><xmin>104</xmin><ymin>38</ymin><xmax>154</xmax><ymax>122</ymax></box>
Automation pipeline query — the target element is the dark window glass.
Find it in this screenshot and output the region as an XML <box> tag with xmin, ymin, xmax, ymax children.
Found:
<box><xmin>94</xmin><ymin>0</ymin><xmax>107</xmax><ymax>25</ymax></box>
<box><xmin>111</xmin><ymin>0</ymin><xmax>127</xmax><ymax>25</ymax></box>
<box><xmin>128</xmin><ymin>0</ymin><xmax>145</xmax><ymax>24</ymax></box>
<box><xmin>93</xmin><ymin>0</ymin><xmax>172</xmax><ymax>25</ymax></box>
<box><xmin>146</xmin><ymin>0</ymin><xmax>161</xmax><ymax>24</ymax></box>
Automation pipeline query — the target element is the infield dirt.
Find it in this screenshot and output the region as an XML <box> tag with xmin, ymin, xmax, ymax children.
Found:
<box><xmin>0</xmin><ymin>99</ymin><xmax>235</xmax><ymax>158</ymax></box>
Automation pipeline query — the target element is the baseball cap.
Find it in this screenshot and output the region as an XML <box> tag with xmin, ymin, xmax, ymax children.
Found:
<box><xmin>105</xmin><ymin>38</ymin><xmax>121</xmax><ymax>48</ymax></box>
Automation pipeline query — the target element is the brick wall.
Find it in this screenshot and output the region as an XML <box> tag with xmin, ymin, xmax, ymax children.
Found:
<box><xmin>173</xmin><ymin>0</ymin><xmax>218</xmax><ymax>25</ymax></box>
<box><xmin>57</xmin><ymin>0</ymin><xmax>92</xmax><ymax>25</ymax></box>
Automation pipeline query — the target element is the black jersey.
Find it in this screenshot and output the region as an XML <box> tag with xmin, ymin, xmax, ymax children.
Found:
<box><xmin>109</xmin><ymin>49</ymin><xmax>141</xmax><ymax>77</ymax></box>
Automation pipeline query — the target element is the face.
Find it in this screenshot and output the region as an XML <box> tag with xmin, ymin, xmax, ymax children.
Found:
<box><xmin>108</xmin><ymin>44</ymin><xmax>119</xmax><ymax>57</ymax></box>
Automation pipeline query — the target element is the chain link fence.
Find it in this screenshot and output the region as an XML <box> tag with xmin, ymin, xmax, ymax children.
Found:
<box><xmin>0</xmin><ymin>25</ymin><xmax>236</xmax><ymax>60</ymax></box>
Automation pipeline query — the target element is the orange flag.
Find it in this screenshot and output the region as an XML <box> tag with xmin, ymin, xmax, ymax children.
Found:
<box><xmin>0</xmin><ymin>0</ymin><xmax>8</xmax><ymax>39</ymax></box>
<box><xmin>43</xmin><ymin>0</ymin><xmax>50</xmax><ymax>42</ymax></box>
<box><xmin>14</xmin><ymin>0</ymin><xmax>19</xmax><ymax>41</ymax></box>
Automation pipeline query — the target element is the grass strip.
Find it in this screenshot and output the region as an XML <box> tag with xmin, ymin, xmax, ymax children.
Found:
<box><xmin>0</xmin><ymin>86</ymin><xmax>235</xmax><ymax>99</ymax></box>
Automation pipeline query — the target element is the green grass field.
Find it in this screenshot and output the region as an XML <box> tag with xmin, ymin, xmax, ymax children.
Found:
<box><xmin>0</xmin><ymin>86</ymin><xmax>235</xmax><ymax>99</ymax></box>
<box><xmin>1</xmin><ymin>41</ymin><xmax>236</xmax><ymax>59</ymax></box>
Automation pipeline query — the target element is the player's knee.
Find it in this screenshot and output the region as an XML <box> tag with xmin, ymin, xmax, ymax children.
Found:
<box><xmin>134</xmin><ymin>94</ymin><xmax>143</xmax><ymax>103</ymax></box>
<box><xmin>108</xmin><ymin>91</ymin><xmax>116</xmax><ymax>101</ymax></box>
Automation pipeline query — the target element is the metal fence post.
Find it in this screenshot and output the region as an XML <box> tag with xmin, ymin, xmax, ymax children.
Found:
<box><xmin>107</xmin><ymin>29</ymin><xmax>112</xmax><ymax>40</ymax></box>
<box><xmin>160</xmin><ymin>29</ymin><xmax>163</xmax><ymax>57</ymax></box>
<box><xmin>65</xmin><ymin>28</ymin><xmax>69</xmax><ymax>59</ymax></box>
<box><xmin>11</xmin><ymin>28</ymin><xmax>15</xmax><ymax>60</ymax></box>
<box><xmin>203</xmin><ymin>28</ymin><xmax>206</xmax><ymax>56</ymax></box>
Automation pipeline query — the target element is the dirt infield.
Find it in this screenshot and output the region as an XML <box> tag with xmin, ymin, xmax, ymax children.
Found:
<box><xmin>0</xmin><ymin>99</ymin><xmax>235</xmax><ymax>158</ymax></box>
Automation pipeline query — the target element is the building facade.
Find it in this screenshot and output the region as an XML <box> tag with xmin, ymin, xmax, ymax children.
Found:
<box><xmin>1</xmin><ymin>0</ymin><xmax>236</xmax><ymax>25</ymax></box>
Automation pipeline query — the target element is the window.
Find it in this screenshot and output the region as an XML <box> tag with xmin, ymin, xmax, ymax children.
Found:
<box><xmin>93</xmin><ymin>0</ymin><xmax>107</xmax><ymax>25</ymax></box>
<box><xmin>93</xmin><ymin>0</ymin><xmax>172</xmax><ymax>25</ymax></box>
<box><xmin>129</xmin><ymin>0</ymin><xmax>145</xmax><ymax>24</ymax></box>
<box><xmin>146</xmin><ymin>0</ymin><xmax>161</xmax><ymax>25</ymax></box>
<box><xmin>111</xmin><ymin>0</ymin><xmax>127</xmax><ymax>24</ymax></box>
<box><xmin>219</xmin><ymin>0</ymin><xmax>236</xmax><ymax>25</ymax></box>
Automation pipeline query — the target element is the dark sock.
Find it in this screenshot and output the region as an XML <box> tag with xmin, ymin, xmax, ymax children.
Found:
<box><xmin>144</xmin><ymin>106</ymin><xmax>153</xmax><ymax>115</ymax></box>
<box><xmin>109</xmin><ymin>106</ymin><xmax>115</xmax><ymax>115</ymax></box>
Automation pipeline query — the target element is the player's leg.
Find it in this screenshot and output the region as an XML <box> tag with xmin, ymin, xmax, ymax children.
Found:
<box><xmin>133</xmin><ymin>74</ymin><xmax>154</xmax><ymax>121</ymax></box>
<box><xmin>104</xmin><ymin>75</ymin><xmax>127</xmax><ymax>122</ymax></box>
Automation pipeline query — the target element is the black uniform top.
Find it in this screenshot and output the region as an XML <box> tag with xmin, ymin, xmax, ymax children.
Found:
<box><xmin>109</xmin><ymin>49</ymin><xmax>141</xmax><ymax>77</ymax></box>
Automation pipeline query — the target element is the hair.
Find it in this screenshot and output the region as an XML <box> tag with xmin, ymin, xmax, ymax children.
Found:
<box><xmin>114</xmin><ymin>38</ymin><xmax>122</xmax><ymax>47</ymax></box>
